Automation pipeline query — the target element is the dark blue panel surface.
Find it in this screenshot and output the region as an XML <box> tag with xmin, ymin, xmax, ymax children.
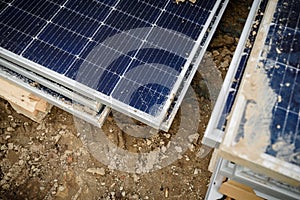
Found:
<box><xmin>116</xmin><ymin>0</ymin><xmax>161</xmax><ymax>24</ymax></box>
<box><xmin>265</xmin><ymin>25</ymin><xmax>300</xmax><ymax>68</ymax></box>
<box><xmin>165</xmin><ymin>2</ymin><xmax>210</xmax><ymax>26</ymax></box>
<box><xmin>52</xmin><ymin>8</ymin><xmax>102</xmax><ymax>38</ymax></box>
<box><xmin>23</xmin><ymin>40</ymin><xmax>76</xmax><ymax>74</ymax></box>
<box><xmin>129</xmin><ymin>83</ymin><xmax>170</xmax><ymax>115</ymax></box>
<box><xmin>0</xmin><ymin>24</ymin><xmax>32</xmax><ymax>54</ymax></box>
<box><xmin>157</xmin><ymin>12</ymin><xmax>202</xmax><ymax>40</ymax></box>
<box><xmin>129</xmin><ymin>48</ymin><xmax>186</xmax><ymax>72</ymax></box>
<box><xmin>140</xmin><ymin>0</ymin><xmax>166</xmax><ymax>8</ymax></box>
<box><xmin>0</xmin><ymin>0</ymin><xmax>219</xmax><ymax>121</ymax></box>
<box><xmin>105</xmin><ymin>10</ymin><xmax>151</xmax><ymax>31</ymax></box>
<box><xmin>65</xmin><ymin>0</ymin><xmax>112</xmax><ymax>22</ymax></box>
<box><xmin>259</xmin><ymin>0</ymin><xmax>300</xmax><ymax>166</ymax></box>
<box><xmin>39</xmin><ymin>23</ymin><xmax>89</xmax><ymax>55</ymax></box>
<box><xmin>13</xmin><ymin>0</ymin><xmax>61</xmax><ymax>20</ymax></box>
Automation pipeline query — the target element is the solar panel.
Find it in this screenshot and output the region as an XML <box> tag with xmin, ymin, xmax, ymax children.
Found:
<box><xmin>262</xmin><ymin>0</ymin><xmax>300</xmax><ymax>166</ymax></box>
<box><xmin>0</xmin><ymin>62</ymin><xmax>110</xmax><ymax>127</ymax></box>
<box><xmin>216</xmin><ymin>0</ymin><xmax>300</xmax><ymax>185</ymax></box>
<box><xmin>0</xmin><ymin>0</ymin><xmax>223</xmax><ymax>129</ymax></box>
<box><xmin>0</xmin><ymin>57</ymin><xmax>101</xmax><ymax>111</ymax></box>
<box><xmin>203</xmin><ymin>0</ymin><xmax>268</xmax><ymax>147</ymax></box>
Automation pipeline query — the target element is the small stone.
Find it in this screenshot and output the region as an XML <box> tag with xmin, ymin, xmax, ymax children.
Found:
<box><xmin>36</xmin><ymin>124</ymin><xmax>43</xmax><ymax>130</ymax></box>
<box><xmin>40</xmin><ymin>186</ymin><xmax>45</xmax><ymax>191</ymax></box>
<box><xmin>130</xmin><ymin>194</ymin><xmax>139</xmax><ymax>199</ymax></box>
<box><xmin>58</xmin><ymin>186</ymin><xmax>65</xmax><ymax>191</ymax></box>
<box><xmin>161</xmin><ymin>146</ymin><xmax>167</xmax><ymax>153</ymax></box>
<box><xmin>60</xmin><ymin>125</ymin><xmax>67</xmax><ymax>130</ymax></box>
<box><xmin>132</xmin><ymin>174</ymin><xmax>140</xmax><ymax>182</ymax></box>
<box><xmin>0</xmin><ymin>179</ymin><xmax>6</xmax><ymax>185</ymax></box>
<box><xmin>19</xmin><ymin>160</ymin><xmax>24</xmax><ymax>165</ymax></box>
<box><xmin>175</xmin><ymin>146</ymin><xmax>182</xmax><ymax>153</ymax></box>
<box><xmin>1</xmin><ymin>145</ymin><xmax>7</xmax><ymax>151</ymax></box>
<box><xmin>188</xmin><ymin>144</ymin><xmax>195</xmax><ymax>152</ymax></box>
<box><xmin>54</xmin><ymin>135</ymin><xmax>61</xmax><ymax>143</ymax></box>
<box><xmin>54</xmin><ymin>182</ymin><xmax>59</xmax><ymax>188</ymax></box>
<box><xmin>212</xmin><ymin>50</ymin><xmax>220</xmax><ymax>57</ymax></box>
<box><xmin>193</xmin><ymin>168</ymin><xmax>199</xmax><ymax>175</ymax></box>
<box><xmin>146</xmin><ymin>139</ymin><xmax>152</xmax><ymax>146</ymax></box>
<box><xmin>6</xmin><ymin>172</ymin><xmax>12</xmax><ymax>177</ymax></box>
<box><xmin>188</xmin><ymin>133</ymin><xmax>199</xmax><ymax>143</ymax></box>
<box><xmin>10</xmin><ymin>122</ymin><xmax>17</xmax><ymax>128</ymax></box>
<box><xmin>7</xmin><ymin>143</ymin><xmax>13</xmax><ymax>150</ymax></box>
<box><xmin>121</xmin><ymin>191</ymin><xmax>126</xmax><ymax>197</ymax></box>
<box><xmin>164</xmin><ymin>187</ymin><xmax>169</xmax><ymax>198</ymax></box>
<box><xmin>2</xmin><ymin>184</ymin><xmax>10</xmax><ymax>190</ymax></box>
<box><xmin>86</xmin><ymin>167</ymin><xmax>105</xmax><ymax>176</ymax></box>
<box><xmin>6</xmin><ymin>127</ymin><xmax>15</xmax><ymax>132</ymax></box>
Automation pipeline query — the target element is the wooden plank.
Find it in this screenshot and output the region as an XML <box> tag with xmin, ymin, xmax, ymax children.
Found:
<box><xmin>219</xmin><ymin>180</ymin><xmax>264</xmax><ymax>200</ymax></box>
<box><xmin>0</xmin><ymin>78</ymin><xmax>52</xmax><ymax>122</ymax></box>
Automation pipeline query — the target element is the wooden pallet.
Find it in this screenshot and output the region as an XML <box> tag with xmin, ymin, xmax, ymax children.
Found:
<box><xmin>0</xmin><ymin>78</ymin><xmax>52</xmax><ymax>122</ymax></box>
<box><xmin>220</xmin><ymin>180</ymin><xmax>264</xmax><ymax>200</ymax></box>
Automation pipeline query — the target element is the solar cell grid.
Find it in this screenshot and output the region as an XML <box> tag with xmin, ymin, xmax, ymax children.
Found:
<box><xmin>221</xmin><ymin>0</ymin><xmax>300</xmax><ymax>167</ymax></box>
<box><xmin>0</xmin><ymin>0</ymin><xmax>222</xmax><ymax>128</ymax></box>
<box><xmin>234</xmin><ymin>0</ymin><xmax>300</xmax><ymax>166</ymax></box>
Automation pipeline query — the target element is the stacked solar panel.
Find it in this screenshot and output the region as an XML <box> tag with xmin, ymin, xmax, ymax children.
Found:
<box><xmin>0</xmin><ymin>0</ymin><xmax>228</xmax><ymax>129</ymax></box>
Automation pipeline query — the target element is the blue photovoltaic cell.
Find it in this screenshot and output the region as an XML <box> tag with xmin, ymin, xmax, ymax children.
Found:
<box><xmin>258</xmin><ymin>0</ymin><xmax>300</xmax><ymax>166</ymax></box>
<box><xmin>0</xmin><ymin>0</ymin><xmax>218</xmax><ymax>124</ymax></box>
<box><xmin>263</xmin><ymin>0</ymin><xmax>300</xmax><ymax>160</ymax></box>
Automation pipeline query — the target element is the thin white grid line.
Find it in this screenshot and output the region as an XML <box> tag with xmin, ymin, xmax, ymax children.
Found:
<box><xmin>280</xmin><ymin>69</ymin><xmax>298</xmax><ymax>138</ymax></box>
<box><xmin>64</xmin><ymin>0</ymin><xmax>122</xmax><ymax>75</ymax></box>
<box><xmin>248</xmin><ymin>0</ymin><xmax>300</xmax><ymax>141</ymax></box>
<box><xmin>1</xmin><ymin>0</ymin><xmax>197</xmax><ymax>64</ymax></box>
<box><xmin>112</xmin><ymin>75</ymin><xmax>173</xmax><ymax>105</ymax></box>
<box><xmin>3</xmin><ymin>0</ymin><xmax>210</xmax><ymax>58</ymax></box>
<box><xmin>265</xmin><ymin>59</ymin><xmax>299</xmax><ymax>117</ymax></box>
<box><xmin>45</xmin><ymin>0</ymin><xmax>209</xmax><ymax>29</ymax></box>
<box><xmin>0</xmin><ymin>20</ymin><xmax>188</xmax><ymax>81</ymax></box>
<box><xmin>0</xmin><ymin>0</ymin><xmax>16</xmax><ymax>15</ymax></box>
<box><xmin>139</xmin><ymin>0</ymin><xmax>214</xmax><ymax>13</ymax></box>
<box><xmin>0</xmin><ymin>0</ymin><xmax>218</xmax><ymax>119</ymax></box>
<box><xmin>109</xmin><ymin>1</ymin><xmax>171</xmax><ymax>97</ymax></box>
<box><xmin>280</xmin><ymin>2</ymin><xmax>300</xmax><ymax>68</ymax></box>
<box><xmin>20</xmin><ymin>0</ymin><xmax>70</xmax><ymax>55</ymax></box>
<box><xmin>1</xmin><ymin>4</ymin><xmax>195</xmax><ymax>75</ymax></box>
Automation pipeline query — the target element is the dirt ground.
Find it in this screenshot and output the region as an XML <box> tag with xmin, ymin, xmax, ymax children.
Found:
<box><xmin>0</xmin><ymin>0</ymin><xmax>252</xmax><ymax>199</ymax></box>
